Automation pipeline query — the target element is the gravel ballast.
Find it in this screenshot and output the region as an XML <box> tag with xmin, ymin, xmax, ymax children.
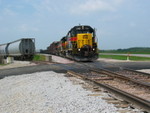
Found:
<box><xmin>0</xmin><ymin>71</ymin><xmax>120</xmax><ymax>113</ymax></box>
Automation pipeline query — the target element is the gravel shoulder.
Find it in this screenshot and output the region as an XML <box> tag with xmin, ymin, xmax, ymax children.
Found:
<box><xmin>137</xmin><ymin>69</ymin><xmax>150</xmax><ymax>74</ymax></box>
<box><xmin>0</xmin><ymin>61</ymin><xmax>36</xmax><ymax>70</ymax></box>
<box><xmin>0</xmin><ymin>71</ymin><xmax>119</xmax><ymax>113</ymax></box>
<box><xmin>51</xmin><ymin>55</ymin><xmax>74</xmax><ymax>64</ymax></box>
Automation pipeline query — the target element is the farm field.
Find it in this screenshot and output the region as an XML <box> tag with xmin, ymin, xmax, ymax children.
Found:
<box><xmin>100</xmin><ymin>47</ymin><xmax>150</xmax><ymax>61</ymax></box>
<box><xmin>99</xmin><ymin>54</ymin><xmax>150</xmax><ymax>61</ymax></box>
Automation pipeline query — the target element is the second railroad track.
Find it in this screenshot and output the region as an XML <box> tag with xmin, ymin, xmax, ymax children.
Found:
<box><xmin>67</xmin><ymin>68</ymin><xmax>150</xmax><ymax>112</ymax></box>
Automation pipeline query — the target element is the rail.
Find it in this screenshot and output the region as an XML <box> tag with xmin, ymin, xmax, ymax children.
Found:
<box><xmin>67</xmin><ymin>70</ymin><xmax>150</xmax><ymax>112</ymax></box>
<box><xmin>123</xmin><ymin>68</ymin><xmax>150</xmax><ymax>77</ymax></box>
<box><xmin>90</xmin><ymin>68</ymin><xmax>150</xmax><ymax>88</ymax></box>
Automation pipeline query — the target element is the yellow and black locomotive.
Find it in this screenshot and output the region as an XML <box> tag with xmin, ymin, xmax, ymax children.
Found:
<box><xmin>48</xmin><ymin>25</ymin><xmax>98</xmax><ymax>61</ymax></box>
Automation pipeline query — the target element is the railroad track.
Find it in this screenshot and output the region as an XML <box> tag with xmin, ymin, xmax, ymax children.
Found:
<box><xmin>116</xmin><ymin>68</ymin><xmax>150</xmax><ymax>86</ymax></box>
<box><xmin>67</xmin><ymin>68</ymin><xmax>150</xmax><ymax>112</ymax></box>
<box><xmin>78</xmin><ymin>62</ymin><xmax>150</xmax><ymax>87</ymax></box>
<box><xmin>92</xmin><ymin>68</ymin><xmax>150</xmax><ymax>88</ymax></box>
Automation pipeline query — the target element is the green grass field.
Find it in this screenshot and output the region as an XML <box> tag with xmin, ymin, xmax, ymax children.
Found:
<box><xmin>0</xmin><ymin>64</ymin><xmax>6</xmax><ymax>66</ymax></box>
<box><xmin>33</xmin><ymin>54</ymin><xmax>46</xmax><ymax>61</ymax></box>
<box><xmin>0</xmin><ymin>62</ymin><xmax>7</xmax><ymax>66</ymax></box>
<box><xmin>100</xmin><ymin>47</ymin><xmax>150</xmax><ymax>54</ymax></box>
<box><xmin>0</xmin><ymin>54</ymin><xmax>46</xmax><ymax>65</ymax></box>
<box><xmin>99</xmin><ymin>54</ymin><xmax>150</xmax><ymax>61</ymax></box>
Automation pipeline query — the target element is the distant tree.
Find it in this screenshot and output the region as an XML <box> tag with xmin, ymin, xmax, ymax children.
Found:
<box><xmin>101</xmin><ymin>47</ymin><xmax>150</xmax><ymax>54</ymax></box>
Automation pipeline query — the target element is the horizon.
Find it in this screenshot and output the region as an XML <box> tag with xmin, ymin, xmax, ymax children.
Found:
<box><xmin>101</xmin><ymin>47</ymin><xmax>150</xmax><ymax>51</ymax></box>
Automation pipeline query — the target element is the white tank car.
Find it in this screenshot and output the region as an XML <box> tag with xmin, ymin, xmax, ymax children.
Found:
<box><xmin>0</xmin><ymin>38</ymin><xmax>35</xmax><ymax>60</ymax></box>
<box><xmin>0</xmin><ymin>44</ymin><xmax>8</xmax><ymax>55</ymax></box>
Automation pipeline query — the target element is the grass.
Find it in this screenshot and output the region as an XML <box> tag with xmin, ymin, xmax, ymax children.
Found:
<box><xmin>33</xmin><ymin>54</ymin><xmax>46</xmax><ymax>61</ymax></box>
<box><xmin>99</xmin><ymin>54</ymin><xmax>150</xmax><ymax>61</ymax></box>
<box><xmin>0</xmin><ymin>54</ymin><xmax>46</xmax><ymax>64</ymax></box>
<box><xmin>0</xmin><ymin>62</ymin><xmax>7</xmax><ymax>66</ymax></box>
<box><xmin>100</xmin><ymin>47</ymin><xmax>150</xmax><ymax>54</ymax></box>
<box><xmin>0</xmin><ymin>59</ymin><xmax>5</xmax><ymax>65</ymax></box>
<box><xmin>100</xmin><ymin>51</ymin><xmax>150</xmax><ymax>54</ymax></box>
<box><xmin>0</xmin><ymin>64</ymin><xmax>6</xmax><ymax>66</ymax></box>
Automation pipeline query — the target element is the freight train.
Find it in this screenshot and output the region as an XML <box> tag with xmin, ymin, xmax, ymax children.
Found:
<box><xmin>47</xmin><ymin>25</ymin><xmax>99</xmax><ymax>61</ymax></box>
<box><xmin>0</xmin><ymin>38</ymin><xmax>35</xmax><ymax>60</ymax></box>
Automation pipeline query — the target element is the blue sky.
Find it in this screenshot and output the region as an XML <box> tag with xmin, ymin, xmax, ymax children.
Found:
<box><xmin>0</xmin><ymin>0</ymin><xmax>150</xmax><ymax>50</ymax></box>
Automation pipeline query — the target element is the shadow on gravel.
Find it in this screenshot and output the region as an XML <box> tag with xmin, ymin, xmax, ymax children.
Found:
<box><xmin>1</xmin><ymin>60</ymin><xmax>150</xmax><ymax>79</ymax></box>
<box><xmin>0</xmin><ymin>64</ymin><xmax>67</xmax><ymax>79</ymax></box>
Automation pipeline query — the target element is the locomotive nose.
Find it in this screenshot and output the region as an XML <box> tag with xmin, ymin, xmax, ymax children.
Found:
<box><xmin>25</xmin><ymin>49</ymin><xmax>28</xmax><ymax>54</ymax></box>
<box><xmin>81</xmin><ymin>45</ymin><xmax>91</xmax><ymax>51</ymax></box>
<box><xmin>81</xmin><ymin>45</ymin><xmax>91</xmax><ymax>56</ymax></box>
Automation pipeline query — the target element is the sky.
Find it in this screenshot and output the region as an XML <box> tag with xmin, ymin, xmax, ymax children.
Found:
<box><xmin>0</xmin><ymin>0</ymin><xmax>150</xmax><ymax>50</ymax></box>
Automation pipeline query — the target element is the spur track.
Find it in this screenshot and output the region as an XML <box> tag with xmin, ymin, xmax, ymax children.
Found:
<box><xmin>79</xmin><ymin>62</ymin><xmax>150</xmax><ymax>88</ymax></box>
<box><xmin>92</xmin><ymin>68</ymin><xmax>150</xmax><ymax>88</ymax></box>
<box><xmin>116</xmin><ymin>68</ymin><xmax>150</xmax><ymax>86</ymax></box>
<box><xmin>67</xmin><ymin>68</ymin><xmax>150</xmax><ymax>112</ymax></box>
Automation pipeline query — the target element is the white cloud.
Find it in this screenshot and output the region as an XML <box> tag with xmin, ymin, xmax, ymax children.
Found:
<box><xmin>19</xmin><ymin>24</ymin><xmax>39</xmax><ymax>32</ymax></box>
<box><xmin>31</xmin><ymin>0</ymin><xmax>64</xmax><ymax>15</ymax></box>
<box><xmin>3</xmin><ymin>8</ymin><xmax>17</xmax><ymax>16</ymax></box>
<box><xmin>99</xmin><ymin>15</ymin><xmax>121</xmax><ymax>22</ymax></box>
<box><xmin>114</xmin><ymin>0</ymin><xmax>124</xmax><ymax>4</ymax></box>
<box><xmin>129</xmin><ymin>22</ymin><xmax>136</xmax><ymax>27</ymax></box>
<box><xmin>35</xmin><ymin>0</ymin><xmax>53</xmax><ymax>12</ymax></box>
<box><xmin>70</xmin><ymin>0</ymin><xmax>124</xmax><ymax>15</ymax></box>
<box><xmin>0</xmin><ymin>16</ymin><xmax>2</xmax><ymax>21</ymax></box>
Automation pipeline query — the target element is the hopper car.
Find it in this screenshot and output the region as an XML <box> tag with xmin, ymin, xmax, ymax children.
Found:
<box><xmin>0</xmin><ymin>38</ymin><xmax>35</xmax><ymax>60</ymax></box>
<box><xmin>47</xmin><ymin>25</ymin><xmax>99</xmax><ymax>61</ymax></box>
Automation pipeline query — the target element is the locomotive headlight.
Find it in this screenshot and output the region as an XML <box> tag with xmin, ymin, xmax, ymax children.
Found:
<box><xmin>78</xmin><ymin>49</ymin><xmax>80</xmax><ymax>51</ymax></box>
<box><xmin>93</xmin><ymin>48</ymin><xmax>95</xmax><ymax>51</ymax></box>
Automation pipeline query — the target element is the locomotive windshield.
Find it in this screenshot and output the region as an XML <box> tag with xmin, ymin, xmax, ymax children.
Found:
<box><xmin>76</xmin><ymin>30</ymin><xmax>92</xmax><ymax>34</ymax></box>
<box><xmin>69</xmin><ymin>25</ymin><xmax>95</xmax><ymax>37</ymax></box>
